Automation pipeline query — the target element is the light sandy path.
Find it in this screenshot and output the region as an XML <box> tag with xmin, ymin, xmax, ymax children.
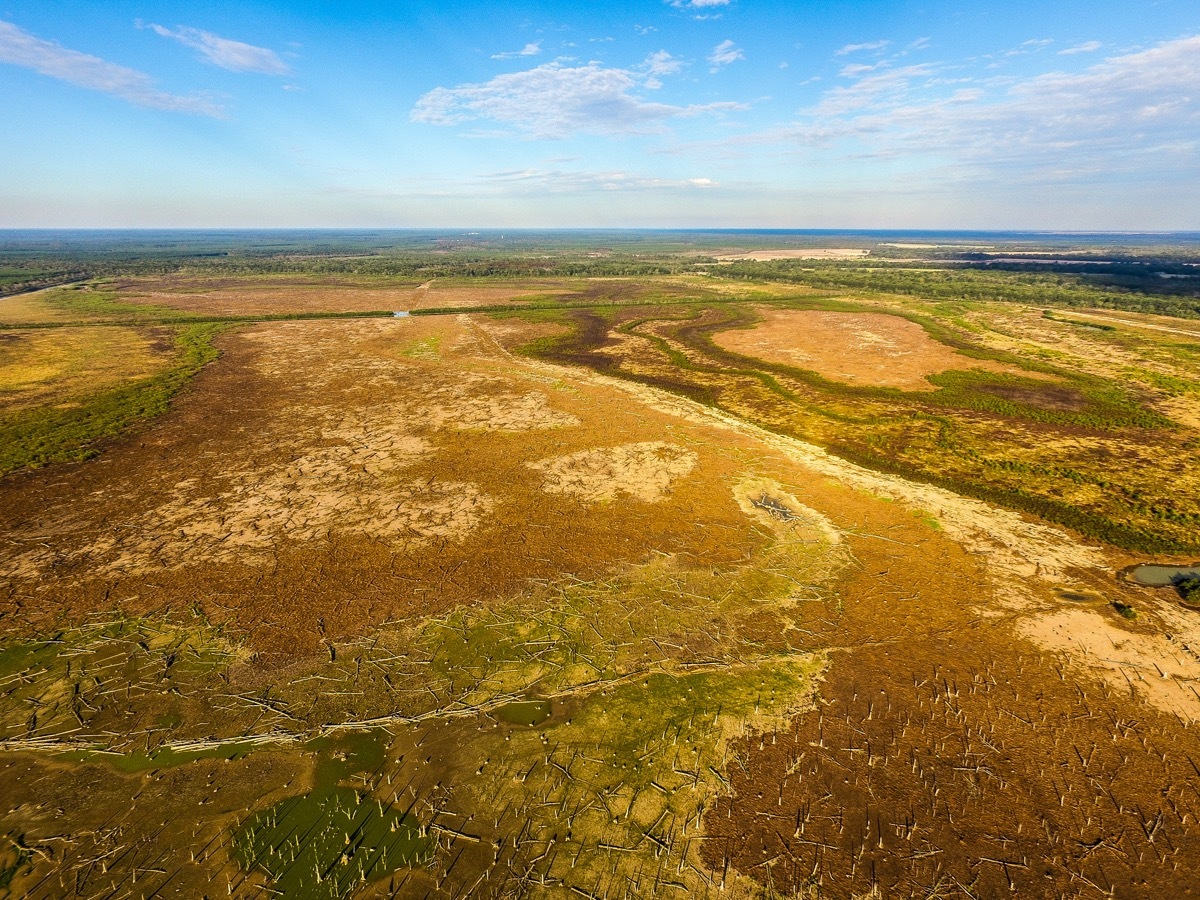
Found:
<box><xmin>1064</xmin><ymin>309</ymin><xmax>1200</xmax><ymax>339</ymax></box>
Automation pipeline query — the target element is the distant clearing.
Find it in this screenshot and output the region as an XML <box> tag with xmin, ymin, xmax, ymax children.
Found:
<box><xmin>712</xmin><ymin>308</ymin><xmax>1026</xmax><ymax>391</ymax></box>
<box><xmin>715</xmin><ymin>248</ymin><xmax>869</xmax><ymax>261</ymax></box>
<box><xmin>409</xmin><ymin>279</ymin><xmax>578</xmax><ymax>310</ymax></box>
<box><xmin>110</xmin><ymin>274</ymin><xmax>422</xmax><ymax>316</ymax></box>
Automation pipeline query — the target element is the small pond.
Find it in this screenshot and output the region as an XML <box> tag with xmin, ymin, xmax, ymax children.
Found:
<box><xmin>1129</xmin><ymin>564</ymin><xmax>1200</xmax><ymax>587</ymax></box>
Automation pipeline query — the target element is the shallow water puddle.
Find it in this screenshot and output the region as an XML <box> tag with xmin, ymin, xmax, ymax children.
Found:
<box><xmin>1130</xmin><ymin>564</ymin><xmax>1200</xmax><ymax>586</ymax></box>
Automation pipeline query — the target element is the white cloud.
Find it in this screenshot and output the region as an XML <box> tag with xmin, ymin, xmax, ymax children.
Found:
<box><xmin>645</xmin><ymin>50</ymin><xmax>683</xmax><ymax>76</ymax></box>
<box><xmin>492</xmin><ymin>42</ymin><xmax>542</xmax><ymax>60</ymax></box>
<box><xmin>412</xmin><ymin>61</ymin><xmax>744</xmax><ymax>138</ymax></box>
<box><xmin>708</xmin><ymin>39</ymin><xmax>743</xmax><ymax>71</ymax></box>
<box><xmin>838</xmin><ymin>62</ymin><xmax>882</xmax><ymax>78</ymax></box>
<box><xmin>774</xmin><ymin>34</ymin><xmax>1200</xmax><ymax>181</ymax></box>
<box><xmin>668</xmin><ymin>0</ymin><xmax>731</xmax><ymax>7</ymax></box>
<box><xmin>643</xmin><ymin>49</ymin><xmax>683</xmax><ymax>81</ymax></box>
<box><xmin>0</xmin><ymin>19</ymin><xmax>222</xmax><ymax>115</ymax></box>
<box><xmin>145</xmin><ymin>24</ymin><xmax>289</xmax><ymax>75</ymax></box>
<box><xmin>836</xmin><ymin>40</ymin><xmax>890</xmax><ymax>56</ymax></box>
<box><xmin>814</xmin><ymin>63</ymin><xmax>934</xmax><ymax>115</ymax></box>
<box><xmin>1060</xmin><ymin>41</ymin><xmax>1103</xmax><ymax>56</ymax></box>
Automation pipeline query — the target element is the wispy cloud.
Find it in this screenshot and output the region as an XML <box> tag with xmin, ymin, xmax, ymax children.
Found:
<box><xmin>836</xmin><ymin>40</ymin><xmax>890</xmax><ymax>56</ymax></box>
<box><xmin>814</xmin><ymin>63</ymin><xmax>935</xmax><ymax>115</ymax></box>
<box><xmin>477</xmin><ymin>167</ymin><xmax>718</xmax><ymax>193</ymax></box>
<box><xmin>144</xmin><ymin>23</ymin><xmax>289</xmax><ymax>75</ymax></box>
<box><xmin>708</xmin><ymin>39</ymin><xmax>743</xmax><ymax>72</ymax></box>
<box><xmin>838</xmin><ymin>62</ymin><xmax>883</xmax><ymax>78</ymax></box>
<box><xmin>411</xmin><ymin>61</ymin><xmax>744</xmax><ymax>138</ymax></box>
<box><xmin>668</xmin><ymin>0</ymin><xmax>731</xmax><ymax>7</ymax></box>
<box><xmin>492</xmin><ymin>42</ymin><xmax>541</xmax><ymax>60</ymax></box>
<box><xmin>1060</xmin><ymin>41</ymin><xmax>1103</xmax><ymax>56</ymax></box>
<box><xmin>0</xmin><ymin>19</ymin><xmax>221</xmax><ymax>115</ymax></box>
<box><xmin>762</xmin><ymin>34</ymin><xmax>1200</xmax><ymax>182</ymax></box>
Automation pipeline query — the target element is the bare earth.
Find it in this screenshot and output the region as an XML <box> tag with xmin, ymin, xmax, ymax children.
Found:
<box><xmin>713</xmin><ymin>307</ymin><xmax>1026</xmax><ymax>391</ymax></box>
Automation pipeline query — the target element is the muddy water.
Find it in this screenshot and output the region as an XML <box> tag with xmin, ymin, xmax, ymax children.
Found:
<box><xmin>1131</xmin><ymin>563</ymin><xmax>1200</xmax><ymax>586</ymax></box>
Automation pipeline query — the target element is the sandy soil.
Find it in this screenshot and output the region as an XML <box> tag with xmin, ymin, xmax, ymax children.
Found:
<box><xmin>712</xmin><ymin>308</ymin><xmax>1028</xmax><ymax>391</ymax></box>
<box><xmin>528</xmin><ymin>441</ymin><xmax>697</xmax><ymax>504</ymax></box>
<box><xmin>1017</xmin><ymin>607</ymin><xmax>1200</xmax><ymax>721</ymax></box>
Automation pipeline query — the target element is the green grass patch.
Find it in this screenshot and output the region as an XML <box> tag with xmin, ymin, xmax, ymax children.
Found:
<box><xmin>1111</xmin><ymin>600</ymin><xmax>1138</xmax><ymax>620</ymax></box>
<box><xmin>41</xmin><ymin>283</ymin><xmax>189</xmax><ymax>322</ymax></box>
<box><xmin>0</xmin><ymin>838</ymin><xmax>33</xmax><ymax>892</ymax></box>
<box><xmin>1176</xmin><ymin>576</ymin><xmax>1200</xmax><ymax>606</ymax></box>
<box><xmin>397</xmin><ymin>335</ymin><xmax>441</xmax><ymax>359</ymax></box>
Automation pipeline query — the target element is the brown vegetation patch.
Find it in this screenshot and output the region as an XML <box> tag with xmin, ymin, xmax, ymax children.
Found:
<box><xmin>110</xmin><ymin>274</ymin><xmax>422</xmax><ymax>315</ymax></box>
<box><xmin>0</xmin><ymin>317</ymin><xmax>766</xmax><ymax>661</ymax></box>
<box><xmin>978</xmin><ymin>381</ymin><xmax>1089</xmax><ymax>411</ymax></box>
<box><xmin>476</xmin><ymin>315</ymin><xmax>570</xmax><ymax>350</ymax></box>
<box><xmin>409</xmin><ymin>280</ymin><xmax>577</xmax><ymax>310</ymax></box>
<box><xmin>699</xmin><ymin>484</ymin><xmax>1200</xmax><ymax>898</ymax></box>
<box><xmin>713</xmin><ymin>308</ymin><xmax>1024</xmax><ymax>391</ymax></box>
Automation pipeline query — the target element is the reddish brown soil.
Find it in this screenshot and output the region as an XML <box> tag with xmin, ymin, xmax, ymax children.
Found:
<box><xmin>701</xmin><ymin>508</ymin><xmax>1200</xmax><ymax>898</ymax></box>
<box><xmin>713</xmin><ymin>309</ymin><xmax>1028</xmax><ymax>391</ymax></box>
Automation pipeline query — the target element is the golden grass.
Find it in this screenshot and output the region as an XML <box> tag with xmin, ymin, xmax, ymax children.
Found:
<box><xmin>0</xmin><ymin>326</ymin><xmax>175</xmax><ymax>411</ymax></box>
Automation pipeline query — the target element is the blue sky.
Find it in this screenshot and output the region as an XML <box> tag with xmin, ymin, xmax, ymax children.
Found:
<box><xmin>1</xmin><ymin>0</ymin><xmax>1198</xmax><ymax>228</ymax></box>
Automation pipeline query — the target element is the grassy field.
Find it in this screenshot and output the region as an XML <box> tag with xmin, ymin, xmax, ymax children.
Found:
<box><xmin>0</xmin><ymin>324</ymin><xmax>222</xmax><ymax>475</ymax></box>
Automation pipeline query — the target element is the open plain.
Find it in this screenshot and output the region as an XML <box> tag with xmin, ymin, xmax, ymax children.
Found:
<box><xmin>1</xmin><ymin>234</ymin><xmax>1200</xmax><ymax>898</ymax></box>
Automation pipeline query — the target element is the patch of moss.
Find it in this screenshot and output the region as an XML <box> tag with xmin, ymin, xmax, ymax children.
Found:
<box><xmin>1112</xmin><ymin>600</ymin><xmax>1138</xmax><ymax>620</ymax></box>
